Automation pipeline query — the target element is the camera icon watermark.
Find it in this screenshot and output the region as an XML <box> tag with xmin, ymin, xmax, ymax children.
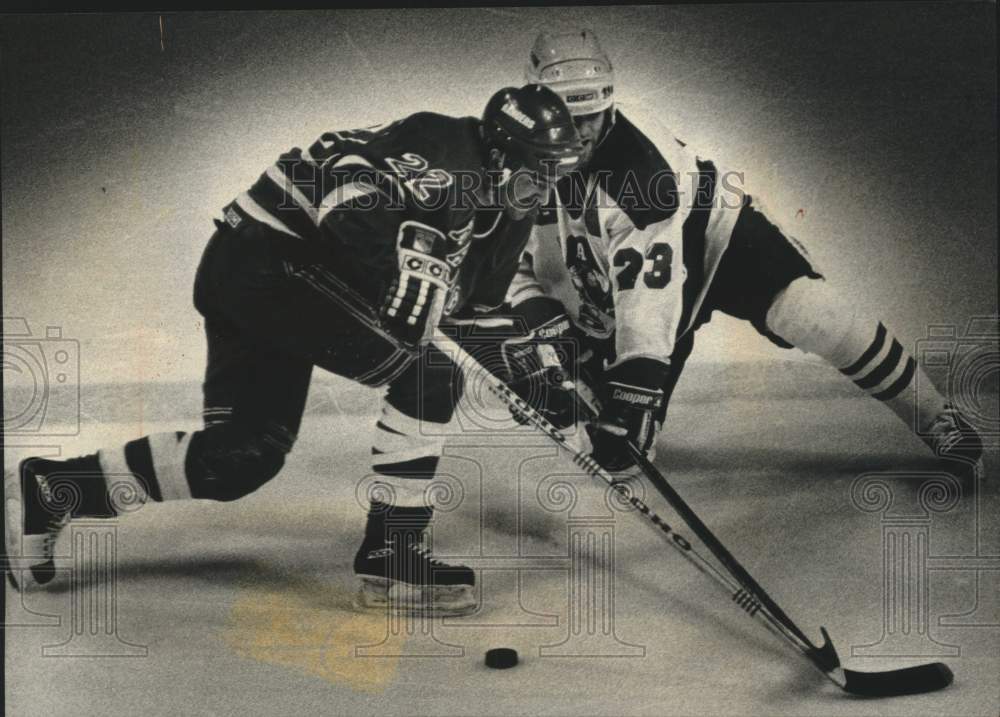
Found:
<box><xmin>849</xmin><ymin>470</ymin><xmax>1000</xmax><ymax>660</ymax></box>
<box><xmin>915</xmin><ymin>316</ymin><xmax>999</xmax><ymax>446</ymax></box>
<box><xmin>2</xmin><ymin>316</ymin><xmax>80</xmax><ymax>436</ymax></box>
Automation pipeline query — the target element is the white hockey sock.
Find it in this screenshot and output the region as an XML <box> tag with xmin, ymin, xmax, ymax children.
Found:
<box><xmin>97</xmin><ymin>432</ymin><xmax>194</xmax><ymax>503</ymax></box>
<box><xmin>368</xmin><ymin>403</ymin><xmax>446</xmax><ymax>508</ymax></box>
<box><xmin>766</xmin><ymin>277</ymin><xmax>948</xmax><ymax>437</ymax></box>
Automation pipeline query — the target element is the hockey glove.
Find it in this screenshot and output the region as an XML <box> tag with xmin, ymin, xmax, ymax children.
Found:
<box><xmin>589</xmin><ymin>357</ymin><xmax>670</xmax><ymax>473</ymax></box>
<box><xmin>379</xmin><ymin>247</ymin><xmax>450</xmax><ymax>350</ymax></box>
<box><xmin>502</xmin><ymin>299</ymin><xmax>591</xmax><ymax>429</ymax></box>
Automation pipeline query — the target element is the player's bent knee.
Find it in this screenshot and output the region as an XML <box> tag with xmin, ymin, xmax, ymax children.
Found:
<box><xmin>385</xmin><ymin>347</ymin><xmax>464</xmax><ymax>425</ymax></box>
<box><xmin>765</xmin><ymin>277</ymin><xmax>865</xmax><ymax>368</ymax></box>
<box><xmin>187</xmin><ymin>425</ymin><xmax>289</xmax><ymax>502</ymax></box>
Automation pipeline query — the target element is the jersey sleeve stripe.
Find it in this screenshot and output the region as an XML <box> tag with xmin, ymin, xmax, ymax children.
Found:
<box><xmin>300</xmin><ymin>147</ymin><xmax>320</xmax><ymax>166</ymax></box>
<box><xmin>331</xmin><ymin>154</ymin><xmax>375</xmax><ymax>169</ymax></box>
<box><xmin>317</xmin><ymin>180</ymin><xmax>380</xmax><ymax>223</ymax></box>
<box><xmin>233</xmin><ymin>192</ymin><xmax>304</xmax><ymax>239</ymax></box>
<box><xmin>265</xmin><ymin>164</ymin><xmax>320</xmax><ymax>225</ymax></box>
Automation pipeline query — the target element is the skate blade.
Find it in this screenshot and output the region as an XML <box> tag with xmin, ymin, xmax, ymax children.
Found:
<box><xmin>3</xmin><ymin>468</ymin><xmax>25</xmax><ymax>591</ymax></box>
<box><xmin>353</xmin><ymin>576</ymin><xmax>477</xmax><ymax>616</ymax></box>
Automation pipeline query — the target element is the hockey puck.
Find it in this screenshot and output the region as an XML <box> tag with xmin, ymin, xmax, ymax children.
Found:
<box><xmin>485</xmin><ymin>648</ymin><xmax>518</xmax><ymax>669</ymax></box>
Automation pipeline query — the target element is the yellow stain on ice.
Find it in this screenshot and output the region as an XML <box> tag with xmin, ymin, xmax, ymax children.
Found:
<box><xmin>223</xmin><ymin>584</ymin><xmax>406</xmax><ymax>693</ymax></box>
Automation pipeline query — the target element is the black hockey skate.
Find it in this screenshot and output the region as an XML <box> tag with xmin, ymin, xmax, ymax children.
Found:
<box><xmin>353</xmin><ymin>532</ymin><xmax>476</xmax><ymax>616</ymax></box>
<box><xmin>4</xmin><ymin>458</ymin><xmax>71</xmax><ymax>591</ymax></box>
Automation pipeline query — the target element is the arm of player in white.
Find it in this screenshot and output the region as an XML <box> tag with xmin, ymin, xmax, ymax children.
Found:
<box><xmin>604</xmin><ymin>208</ymin><xmax>685</xmax><ymax>368</ymax></box>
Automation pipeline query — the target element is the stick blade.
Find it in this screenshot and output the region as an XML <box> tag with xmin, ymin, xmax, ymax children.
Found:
<box><xmin>842</xmin><ymin>662</ymin><xmax>953</xmax><ymax>697</ymax></box>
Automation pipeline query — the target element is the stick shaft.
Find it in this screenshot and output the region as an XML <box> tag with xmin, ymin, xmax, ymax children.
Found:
<box><xmin>431</xmin><ymin>330</ymin><xmax>839</xmax><ymax>683</ymax></box>
<box><xmin>625</xmin><ymin>444</ymin><xmax>816</xmax><ymax>648</ymax></box>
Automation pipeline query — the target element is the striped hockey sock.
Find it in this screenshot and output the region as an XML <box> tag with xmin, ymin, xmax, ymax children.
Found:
<box><xmin>97</xmin><ymin>432</ymin><xmax>194</xmax><ymax>505</ymax></box>
<box><xmin>767</xmin><ymin>277</ymin><xmax>949</xmax><ymax>439</ymax></box>
<box><xmin>837</xmin><ymin>321</ymin><xmax>946</xmax><ymax>433</ymax></box>
<box><xmin>367</xmin><ymin>403</ymin><xmax>446</xmax><ymax>509</ymax></box>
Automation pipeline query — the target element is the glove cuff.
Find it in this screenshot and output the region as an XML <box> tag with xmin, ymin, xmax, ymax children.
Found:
<box><xmin>512</xmin><ymin>296</ymin><xmax>570</xmax><ymax>336</ymax></box>
<box><xmin>605</xmin><ymin>381</ymin><xmax>664</xmax><ymax>411</ymax></box>
<box><xmin>531</xmin><ymin>313</ymin><xmax>572</xmax><ymax>342</ymax></box>
<box><xmin>604</xmin><ymin>357</ymin><xmax>671</xmax><ymax>393</ymax></box>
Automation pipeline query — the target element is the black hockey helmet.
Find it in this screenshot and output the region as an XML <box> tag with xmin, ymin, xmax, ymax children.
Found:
<box><xmin>482</xmin><ymin>84</ymin><xmax>584</xmax><ymax>178</ymax></box>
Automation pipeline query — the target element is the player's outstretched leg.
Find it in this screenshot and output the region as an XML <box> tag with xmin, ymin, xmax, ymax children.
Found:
<box><xmin>352</xmin><ymin>354</ymin><xmax>476</xmax><ymax>616</ymax></box>
<box><xmin>4</xmin><ymin>425</ymin><xmax>290</xmax><ymax>591</ymax></box>
<box><xmin>766</xmin><ymin>276</ymin><xmax>983</xmax><ymax>464</ymax></box>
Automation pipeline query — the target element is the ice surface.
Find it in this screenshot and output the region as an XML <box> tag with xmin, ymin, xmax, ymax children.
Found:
<box><xmin>5</xmin><ymin>369</ymin><xmax>998</xmax><ymax>717</ymax></box>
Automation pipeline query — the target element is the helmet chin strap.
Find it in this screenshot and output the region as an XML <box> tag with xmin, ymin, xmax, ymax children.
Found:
<box><xmin>496</xmin><ymin>166</ymin><xmax>513</xmax><ymax>188</ymax></box>
<box><xmin>568</xmin><ymin>105</ymin><xmax>616</xmax><ymax>170</ymax></box>
<box><xmin>600</xmin><ymin>105</ymin><xmax>617</xmax><ymax>145</ymax></box>
<box><xmin>585</xmin><ymin>105</ymin><xmax>616</xmax><ymax>151</ymax></box>
<box><xmin>485</xmin><ymin>147</ymin><xmax>514</xmax><ymax>190</ymax></box>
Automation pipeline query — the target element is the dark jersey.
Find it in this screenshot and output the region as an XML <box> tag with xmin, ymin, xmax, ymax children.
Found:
<box><xmin>220</xmin><ymin>112</ymin><xmax>518</xmax><ymax>315</ymax></box>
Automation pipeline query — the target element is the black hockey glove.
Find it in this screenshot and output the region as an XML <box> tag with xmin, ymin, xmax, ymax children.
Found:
<box><xmin>379</xmin><ymin>246</ymin><xmax>450</xmax><ymax>350</ymax></box>
<box><xmin>502</xmin><ymin>298</ymin><xmax>590</xmax><ymax>430</ymax></box>
<box><xmin>589</xmin><ymin>357</ymin><xmax>670</xmax><ymax>473</ymax></box>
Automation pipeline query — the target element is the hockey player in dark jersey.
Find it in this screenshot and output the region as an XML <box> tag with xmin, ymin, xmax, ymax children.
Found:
<box><xmin>503</xmin><ymin>30</ymin><xmax>983</xmax><ymax>477</ymax></box>
<box><xmin>5</xmin><ymin>84</ymin><xmax>583</xmax><ymax>614</ymax></box>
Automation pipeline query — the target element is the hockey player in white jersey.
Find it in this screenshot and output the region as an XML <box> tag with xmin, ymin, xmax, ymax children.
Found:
<box><xmin>503</xmin><ymin>29</ymin><xmax>984</xmax><ymax>475</ymax></box>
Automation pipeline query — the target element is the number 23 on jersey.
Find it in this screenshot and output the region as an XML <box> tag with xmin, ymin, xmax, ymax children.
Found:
<box><xmin>613</xmin><ymin>242</ymin><xmax>672</xmax><ymax>291</ymax></box>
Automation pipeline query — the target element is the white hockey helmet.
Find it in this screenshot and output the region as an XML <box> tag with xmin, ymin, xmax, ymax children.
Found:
<box><xmin>525</xmin><ymin>29</ymin><xmax>615</xmax><ymax>117</ymax></box>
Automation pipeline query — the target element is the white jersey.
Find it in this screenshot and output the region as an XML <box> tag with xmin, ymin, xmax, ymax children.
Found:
<box><xmin>507</xmin><ymin>107</ymin><xmax>743</xmax><ymax>367</ymax></box>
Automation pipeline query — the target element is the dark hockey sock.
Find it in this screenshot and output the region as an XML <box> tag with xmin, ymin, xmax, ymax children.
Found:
<box><xmin>361</xmin><ymin>501</ymin><xmax>433</xmax><ymax>549</ymax></box>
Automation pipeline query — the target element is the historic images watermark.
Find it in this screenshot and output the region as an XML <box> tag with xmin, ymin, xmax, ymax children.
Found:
<box><xmin>849</xmin><ymin>317</ymin><xmax>999</xmax><ymax>659</ymax></box>
<box><xmin>3</xmin><ymin>317</ymin><xmax>80</xmax><ymax>438</ymax></box>
<box><xmin>4</xmin><ymin>474</ymin><xmax>150</xmax><ymax>658</ymax></box>
<box><xmin>3</xmin><ymin>316</ymin><xmax>148</xmax><ymax>657</ymax></box>
<box><xmin>266</xmin><ymin>149</ymin><xmax>748</xmax><ymax>218</ymax></box>
<box><xmin>915</xmin><ymin>317</ymin><xmax>999</xmax><ymax>450</ymax></box>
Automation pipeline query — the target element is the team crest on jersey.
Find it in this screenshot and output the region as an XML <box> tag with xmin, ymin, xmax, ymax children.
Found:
<box><xmin>444</xmin><ymin>218</ymin><xmax>474</xmax><ymax>268</ymax></box>
<box><xmin>445</xmin><ymin>242</ymin><xmax>471</xmax><ymax>269</ymax></box>
<box><xmin>566</xmin><ymin>234</ymin><xmax>614</xmax><ymax>333</ymax></box>
<box><xmin>577</xmin><ymin>303</ymin><xmax>613</xmax><ymax>336</ymax></box>
<box><xmin>448</xmin><ymin>218</ymin><xmax>473</xmax><ymax>246</ymax></box>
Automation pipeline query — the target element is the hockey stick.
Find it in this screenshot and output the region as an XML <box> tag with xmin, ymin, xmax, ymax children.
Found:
<box><xmin>431</xmin><ymin>328</ymin><xmax>953</xmax><ymax>697</ymax></box>
<box><xmin>621</xmin><ymin>443</ymin><xmax>953</xmax><ymax>697</ymax></box>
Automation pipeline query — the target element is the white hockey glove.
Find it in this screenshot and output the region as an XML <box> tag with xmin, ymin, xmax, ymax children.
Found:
<box><xmin>379</xmin><ymin>246</ymin><xmax>450</xmax><ymax>349</ymax></box>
